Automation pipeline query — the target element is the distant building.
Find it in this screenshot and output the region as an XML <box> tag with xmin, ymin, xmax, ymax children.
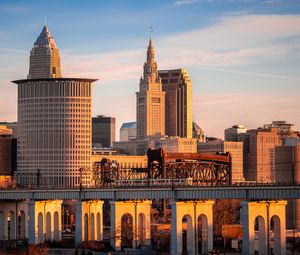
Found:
<box><xmin>198</xmin><ymin>141</ymin><xmax>244</xmax><ymax>183</ymax></box>
<box><xmin>192</xmin><ymin>122</ymin><xmax>205</xmax><ymax>142</ymax></box>
<box><xmin>113</xmin><ymin>139</ymin><xmax>151</xmax><ymax>156</ymax></box>
<box><xmin>92</xmin><ymin>115</ymin><xmax>115</xmax><ymax>148</ymax></box>
<box><xmin>264</xmin><ymin>121</ymin><xmax>297</xmax><ymax>143</ymax></box>
<box><xmin>0</xmin><ymin>126</ymin><xmax>17</xmax><ymax>176</ymax></box>
<box><xmin>120</xmin><ymin>122</ymin><xmax>137</xmax><ymax>142</ymax></box>
<box><xmin>13</xmin><ymin>26</ymin><xmax>97</xmax><ymax>188</ymax></box>
<box><xmin>136</xmin><ymin>37</ymin><xmax>165</xmax><ymax>140</ymax></box>
<box><xmin>224</xmin><ymin>124</ymin><xmax>247</xmax><ymax>142</ymax></box>
<box><xmin>157</xmin><ymin>137</ymin><xmax>197</xmax><ymax>153</ymax></box>
<box><xmin>244</xmin><ymin>127</ymin><xmax>282</xmax><ymax>182</ymax></box>
<box><xmin>0</xmin><ymin>122</ymin><xmax>18</xmax><ymax>138</ymax></box>
<box><xmin>159</xmin><ymin>69</ymin><xmax>192</xmax><ymax>138</ymax></box>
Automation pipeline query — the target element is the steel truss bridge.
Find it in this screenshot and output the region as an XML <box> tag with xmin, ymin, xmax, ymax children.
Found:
<box><xmin>0</xmin><ymin>184</ymin><xmax>299</xmax><ymax>201</ymax></box>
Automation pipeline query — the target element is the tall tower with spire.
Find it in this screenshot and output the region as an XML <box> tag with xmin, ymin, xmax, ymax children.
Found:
<box><xmin>136</xmin><ymin>37</ymin><xmax>165</xmax><ymax>140</ymax></box>
<box><xmin>28</xmin><ymin>25</ymin><xmax>62</xmax><ymax>79</ymax></box>
<box><xmin>13</xmin><ymin>26</ymin><xmax>97</xmax><ymax>188</ymax></box>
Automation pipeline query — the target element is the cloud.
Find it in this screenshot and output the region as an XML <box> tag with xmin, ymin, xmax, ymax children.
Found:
<box><xmin>62</xmin><ymin>14</ymin><xmax>300</xmax><ymax>84</ymax></box>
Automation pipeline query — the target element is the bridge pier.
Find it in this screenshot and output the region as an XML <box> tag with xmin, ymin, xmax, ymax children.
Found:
<box><xmin>28</xmin><ymin>200</ymin><xmax>63</xmax><ymax>244</ymax></box>
<box><xmin>0</xmin><ymin>201</ymin><xmax>28</xmax><ymax>240</ymax></box>
<box><xmin>110</xmin><ymin>200</ymin><xmax>152</xmax><ymax>251</ymax></box>
<box><xmin>241</xmin><ymin>200</ymin><xmax>287</xmax><ymax>255</ymax></box>
<box><xmin>170</xmin><ymin>200</ymin><xmax>214</xmax><ymax>255</ymax></box>
<box><xmin>75</xmin><ymin>200</ymin><xmax>104</xmax><ymax>246</ymax></box>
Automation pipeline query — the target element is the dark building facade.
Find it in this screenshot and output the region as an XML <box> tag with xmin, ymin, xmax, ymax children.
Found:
<box><xmin>159</xmin><ymin>69</ymin><xmax>192</xmax><ymax>138</ymax></box>
<box><xmin>92</xmin><ymin>115</ymin><xmax>115</xmax><ymax>148</ymax></box>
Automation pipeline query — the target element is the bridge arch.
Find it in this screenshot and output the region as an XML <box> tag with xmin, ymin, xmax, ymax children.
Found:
<box><xmin>96</xmin><ymin>212</ymin><xmax>101</xmax><ymax>240</ymax></box>
<box><xmin>18</xmin><ymin>210</ymin><xmax>26</xmax><ymax>239</ymax></box>
<box><xmin>46</xmin><ymin>212</ymin><xmax>51</xmax><ymax>240</ymax></box>
<box><xmin>38</xmin><ymin>212</ymin><xmax>43</xmax><ymax>243</ymax></box>
<box><xmin>121</xmin><ymin>213</ymin><xmax>133</xmax><ymax>249</ymax></box>
<box><xmin>254</xmin><ymin>215</ymin><xmax>266</xmax><ymax>254</ymax></box>
<box><xmin>8</xmin><ymin>211</ymin><xmax>16</xmax><ymax>240</ymax></box>
<box><xmin>182</xmin><ymin>214</ymin><xmax>193</xmax><ymax>254</ymax></box>
<box><xmin>270</xmin><ymin>215</ymin><xmax>281</xmax><ymax>255</ymax></box>
<box><xmin>83</xmin><ymin>213</ymin><xmax>88</xmax><ymax>241</ymax></box>
<box><xmin>138</xmin><ymin>213</ymin><xmax>145</xmax><ymax>245</ymax></box>
<box><xmin>90</xmin><ymin>213</ymin><xmax>95</xmax><ymax>240</ymax></box>
<box><xmin>198</xmin><ymin>214</ymin><xmax>208</xmax><ymax>254</ymax></box>
<box><xmin>0</xmin><ymin>211</ymin><xmax>4</xmax><ymax>240</ymax></box>
<box><xmin>54</xmin><ymin>211</ymin><xmax>59</xmax><ymax>241</ymax></box>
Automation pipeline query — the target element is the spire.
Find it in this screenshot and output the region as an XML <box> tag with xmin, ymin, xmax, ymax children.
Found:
<box><xmin>34</xmin><ymin>25</ymin><xmax>57</xmax><ymax>48</ymax></box>
<box><xmin>147</xmin><ymin>35</ymin><xmax>154</xmax><ymax>65</ymax></box>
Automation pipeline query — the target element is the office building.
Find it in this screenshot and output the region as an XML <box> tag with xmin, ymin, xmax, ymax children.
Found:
<box><xmin>13</xmin><ymin>26</ymin><xmax>97</xmax><ymax>188</ymax></box>
<box><xmin>120</xmin><ymin>122</ymin><xmax>137</xmax><ymax>142</ymax></box>
<box><xmin>92</xmin><ymin>115</ymin><xmax>115</xmax><ymax>148</ymax></box>
<box><xmin>136</xmin><ymin>37</ymin><xmax>165</xmax><ymax>140</ymax></box>
<box><xmin>224</xmin><ymin>124</ymin><xmax>247</xmax><ymax>142</ymax></box>
<box><xmin>244</xmin><ymin>127</ymin><xmax>282</xmax><ymax>182</ymax></box>
<box><xmin>0</xmin><ymin>126</ymin><xmax>17</xmax><ymax>176</ymax></box>
<box><xmin>159</xmin><ymin>69</ymin><xmax>192</xmax><ymax>138</ymax></box>
<box><xmin>198</xmin><ymin>141</ymin><xmax>244</xmax><ymax>183</ymax></box>
<box><xmin>158</xmin><ymin>137</ymin><xmax>197</xmax><ymax>153</ymax></box>
<box><xmin>28</xmin><ymin>26</ymin><xmax>62</xmax><ymax>79</ymax></box>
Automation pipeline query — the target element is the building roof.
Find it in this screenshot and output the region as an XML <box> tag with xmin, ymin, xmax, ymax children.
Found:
<box><xmin>12</xmin><ymin>77</ymin><xmax>98</xmax><ymax>84</ymax></box>
<box><xmin>121</xmin><ymin>122</ymin><xmax>136</xmax><ymax>129</ymax></box>
<box><xmin>34</xmin><ymin>26</ymin><xmax>57</xmax><ymax>48</ymax></box>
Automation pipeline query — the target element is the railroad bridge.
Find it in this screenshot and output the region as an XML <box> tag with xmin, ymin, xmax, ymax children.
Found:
<box><xmin>0</xmin><ymin>150</ymin><xmax>298</xmax><ymax>255</ymax></box>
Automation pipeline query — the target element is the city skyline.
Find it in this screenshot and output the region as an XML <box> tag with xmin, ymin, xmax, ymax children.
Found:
<box><xmin>0</xmin><ymin>0</ymin><xmax>300</xmax><ymax>138</ymax></box>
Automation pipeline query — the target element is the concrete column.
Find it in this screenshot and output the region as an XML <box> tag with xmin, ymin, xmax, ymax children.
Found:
<box><xmin>110</xmin><ymin>200</ymin><xmax>152</xmax><ymax>251</ymax></box>
<box><xmin>170</xmin><ymin>200</ymin><xmax>214</xmax><ymax>255</ymax></box>
<box><xmin>241</xmin><ymin>200</ymin><xmax>287</xmax><ymax>255</ymax></box>
<box><xmin>75</xmin><ymin>200</ymin><xmax>104</xmax><ymax>246</ymax></box>
<box><xmin>28</xmin><ymin>201</ymin><xmax>36</xmax><ymax>244</ymax></box>
<box><xmin>75</xmin><ymin>201</ymin><xmax>83</xmax><ymax>246</ymax></box>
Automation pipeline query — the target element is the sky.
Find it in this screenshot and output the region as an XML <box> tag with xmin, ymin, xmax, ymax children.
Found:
<box><xmin>0</xmin><ymin>0</ymin><xmax>300</xmax><ymax>139</ymax></box>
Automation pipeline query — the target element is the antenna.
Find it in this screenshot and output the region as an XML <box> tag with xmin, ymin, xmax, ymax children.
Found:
<box><xmin>44</xmin><ymin>16</ymin><xmax>47</xmax><ymax>26</ymax></box>
<box><xmin>150</xmin><ymin>26</ymin><xmax>153</xmax><ymax>37</ymax></box>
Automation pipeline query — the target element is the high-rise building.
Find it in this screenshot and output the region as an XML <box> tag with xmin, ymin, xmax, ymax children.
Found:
<box><xmin>158</xmin><ymin>69</ymin><xmax>192</xmax><ymax>138</ymax></box>
<box><xmin>120</xmin><ymin>122</ymin><xmax>137</xmax><ymax>142</ymax></box>
<box><xmin>28</xmin><ymin>26</ymin><xmax>62</xmax><ymax>79</ymax></box>
<box><xmin>92</xmin><ymin>115</ymin><xmax>115</xmax><ymax>148</ymax></box>
<box><xmin>198</xmin><ymin>141</ymin><xmax>244</xmax><ymax>183</ymax></box>
<box><xmin>136</xmin><ymin>37</ymin><xmax>165</xmax><ymax>140</ymax></box>
<box><xmin>224</xmin><ymin>124</ymin><xmax>247</xmax><ymax>142</ymax></box>
<box><xmin>13</xmin><ymin>26</ymin><xmax>97</xmax><ymax>188</ymax></box>
<box><xmin>244</xmin><ymin>127</ymin><xmax>282</xmax><ymax>182</ymax></box>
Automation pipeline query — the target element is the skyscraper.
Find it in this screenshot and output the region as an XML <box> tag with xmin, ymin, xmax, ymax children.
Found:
<box><xmin>159</xmin><ymin>69</ymin><xmax>192</xmax><ymax>138</ymax></box>
<box><xmin>13</xmin><ymin>26</ymin><xmax>97</xmax><ymax>188</ymax></box>
<box><xmin>136</xmin><ymin>37</ymin><xmax>165</xmax><ymax>140</ymax></box>
<box><xmin>28</xmin><ymin>26</ymin><xmax>62</xmax><ymax>79</ymax></box>
<box><xmin>92</xmin><ymin>115</ymin><xmax>115</xmax><ymax>148</ymax></box>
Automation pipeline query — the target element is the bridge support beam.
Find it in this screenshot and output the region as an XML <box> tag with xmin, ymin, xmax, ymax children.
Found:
<box><xmin>171</xmin><ymin>200</ymin><xmax>214</xmax><ymax>255</ymax></box>
<box><xmin>241</xmin><ymin>200</ymin><xmax>287</xmax><ymax>255</ymax></box>
<box><xmin>110</xmin><ymin>200</ymin><xmax>152</xmax><ymax>251</ymax></box>
<box><xmin>0</xmin><ymin>201</ymin><xmax>28</xmax><ymax>240</ymax></box>
<box><xmin>75</xmin><ymin>200</ymin><xmax>104</xmax><ymax>246</ymax></box>
<box><xmin>28</xmin><ymin>200</ymin><xmax>63</xmax><ymax>244</ymax></box>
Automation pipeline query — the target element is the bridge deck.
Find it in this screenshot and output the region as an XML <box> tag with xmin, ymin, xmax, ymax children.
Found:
<box><xmin>0</xmin><ymin>185</ymin><xmax>299</xmax><ymax>200</ymax></box>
